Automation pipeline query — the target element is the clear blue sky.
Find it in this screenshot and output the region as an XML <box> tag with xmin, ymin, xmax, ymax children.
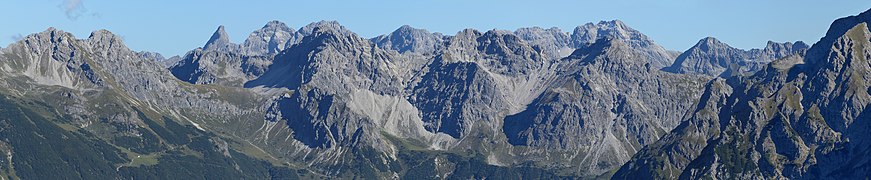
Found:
<box><xmin>1</xmin><ymin>0</ymin><xmax>868</xmax><ymax>56</ymax></box>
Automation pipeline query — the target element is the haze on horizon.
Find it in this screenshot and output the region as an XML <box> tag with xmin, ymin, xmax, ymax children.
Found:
<box><xmin>1</xmin><ymin>0</ymin><xmax>868</xmax><ymax>56</ymax></box>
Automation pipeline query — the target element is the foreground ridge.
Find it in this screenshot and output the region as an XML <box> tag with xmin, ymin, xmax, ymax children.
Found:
<box><xmin>616</xmin><ymin>8</ymin><xmax>871</xmax><ymax>179</ymax></box>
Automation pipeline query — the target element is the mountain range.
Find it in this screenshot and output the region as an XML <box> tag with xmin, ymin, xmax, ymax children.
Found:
<box><xmin>0</xmin><ymin>8</ymin><xmax>867</xmax><ymax>179</ymax></box>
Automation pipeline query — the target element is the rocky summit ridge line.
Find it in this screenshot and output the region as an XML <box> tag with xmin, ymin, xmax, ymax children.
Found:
<box><xmin>615</xmin><ymin>8</ymin><xmax>871</xmax><ymax>179</ymax></box>
<box><xmin>0</xmin><ymin>9</ymin><xmax>849</xmax><ymax>179</ymax></box>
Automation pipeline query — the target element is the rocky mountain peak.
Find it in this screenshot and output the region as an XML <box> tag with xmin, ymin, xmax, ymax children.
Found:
<box><xmin>26</xmin><ymin>27</ymin><xmax>76</xmax><ymax>43</ymax></box>
<box><xmin>695</xmin><ymin>37</ymin><xmax>730</xmax><ymax>50</ymax></box>
<box><xmin>10</xmin><ymin>27</ymin><xmax>75</xmax><ymax>53</ymax></box>
<box><xmin>667</xmin><ymin>36</ymin><xmax>808</xmax><ymax>77</ymax></box>
<box><xmin>568</xmin><ymin>37</ymin><xmax>618</xmax><ymax>58</ymax></box>
<box><xmin>753</xmin><ymin>40</ymin><xmax>809</xmax><ymax>62</ymax></box>
<box><xmin>137</xmin><ymin>51</ymin><xmax>165</xmax><ymax>61</ymax></box>
<box><xmin>513</xmin><ymin>26</ymin><xmax>571</xmax><ymax>58</ymax></box>
<box><xmin>765</xmin><ymin>40</ymin><xmax>809</xmax><ymax>50</ymax></box>
<box><xmin>372</xmin><ymin>24</ymin><xmax>444</xmax><ymax>53</ymax></box>
<box><xmin>571</xmin><ymin>20</ymin><xmax>675</xmax><ymax>68</ymax></box>
<box><xmin>805</xmin><ymin>8</ymin><xmax>871</xmax><ymax>66</ymax></box>
<box><xmin>390</xmin><ymin>25</ymin><xmax>434</xmax><ymax>38</ymax></box>
<box><xmin>396</xmin><ymin>24</ymin><xmax>415</xmax><ymax>32</ymax></box>
<box><xmin>816</xmin><ymin>22</ymin><xmax>870</xmax><ymax>72</ymax></box>
<box><xmin>242</xmin><ymin>20</ymin><xmax>295</xmax><ymax>55</ymax></box>
<box><xmin>595</xmin><ymin>20</ymin><xmax>629</xmax><ymax>34</ymax></box>
<box><xmin>455</xmin><ymin>28</ymin><xmax>483</xmax><ymax>39</ymax></box>
<box><xmin>664</xmin><ymin>36</ymin><xmax>740</xmax><ymax>76</ymax></box>
<box><xmin>572</xmin><ymin>20</ymin><xmax>644</xmax><ymax>46</ymax></box>
<box><xmin>304</xmin><ymin>23</ymin><xmax>364</xmax><ymax>45</ymax></box>
<box><xmin>298</xmin><ymin>20</ymin><xmax>351</xmax><ymax>37</ymax></box>
<box><xmin>794</xmin><ymin>41</ymin><xmax>810</xmax><ymax>49</ymax></box>
<box><xmin>444</xmin><ymin>28</ymin><xmax>483</xmax><ymax>51</ymax></box>
<box><xmin>203</xmin><ymin>25</ymin><xmax>236</xmax><ymax>52</ymax></box>
<box><xmin>513</xmin><ymin>26</ymin><xmax>566</xmax><ymax>39</ymax></box>
<box><xmin>616</xmin><ymin>9</ymin><xmax>871</xmax><ymax>179</ymax></box>
<box><xmin>87</xmin><ymin>29</ymin><xmax>128</xmax><ymax>51</ymax></box>
<box><xmin>568</xmin><ymin>36</ymin><xmax>638</xmax><ymax>65</ymax></box>
<box><xmin>263</xmin><ymin>20</ymin><xmax>290</xmax><ymax>29</ymax></box>
<box><xmin>477</xmin><ymin>29</ymin><xmax>536</xmax><ymax>56</ymax></box>
<box><xmin>6</xmin><ymin>10</ymin><xmax>867</xmax><ymax>179</ymax></box>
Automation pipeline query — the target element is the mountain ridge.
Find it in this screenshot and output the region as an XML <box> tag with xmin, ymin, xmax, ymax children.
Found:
<box><xmin>0</xmin><ymin>10</ymin><xmax>864</xmax><ymax>179</ymax></box>
<box><xmin>614</xmin><ymin>8</ymin><xmax>871</xmax><ymax>179</ymax></box>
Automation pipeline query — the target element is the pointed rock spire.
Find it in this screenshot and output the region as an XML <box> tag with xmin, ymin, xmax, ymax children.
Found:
<box><xmin>203</xmin><ymin>25</ymin><xmax>236</xmax><ymax>52</ymax></box>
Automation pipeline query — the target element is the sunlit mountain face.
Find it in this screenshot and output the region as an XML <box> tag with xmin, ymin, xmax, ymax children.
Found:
<box><xmin>0</xmin><ymin>2</ymin><xmax>867</xmax><ymax>179</ymax></box>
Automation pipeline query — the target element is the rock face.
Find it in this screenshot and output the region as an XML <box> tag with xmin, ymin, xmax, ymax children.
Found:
<box><xmin>615</xmin><ymin>9</ymin><xmax>871</xmax><ymax>179</ymax></box>
<box><xmin>169</xmin><ymin>49</ymin><xmax>272</xmax><ymax>86</ymax></box>
<box><xmin>242</xmin><ymin>20</ymin><xmax>296</xmax><ymax>55</ymax></box>
<box><xmin>666</xmin><ymin>37</ymin><xmax>808</xmax><ymax>77</ymax></box>
<box><xmin>203</xmin><ymin>25</ymin><xmax>239</xmax><ymax>52</ymax></box>
<box><xmin>170</xmin><ymin>21</ymin><xmax>297</xmax><ymax>86</ymax></box>
<box><xmin>0</xmin><ymin>27</ymin><xmax>299</xmax><ymax>179</ymax></box>
<box><xmin>571</xmin><ymin>20</ymin><xmax>677</xmax><ymax>68</ymax></box>
<box><xmin>160</xmin><ymin>19</ymin><xmax>701</xmax><ymax>178</ymax></box>
<box><xmin>409</xmin><ymin>28</ymin><xmax>544</xmax><ymax>139</ymax></box>
<box><xmin>502</xmin><ymin>37</ymin><xmax>707</xmax><ymax>175</ymax></box>
<box><xmin>514</xmin><ymin>26</ymin><xmax>572</xmax><ymax>59</ymax></box>
<box><xmin>372</xmin><ymin>25</ymin><xmax>445</xmax><ymax>54</ymax></box>
<box><xmin>138</xmin><ymin>51</ymin><xmax>181</xmax><ymax>68</ymax></box>
<box><xmin>510</xmin><ymin>20</ymin><xmax>678</xmax><ymax>68</ymax></box>
<box><xmin>3</xmin><ymin>11</ymin><xmax>859</xmax><ymax>179</ymax></box>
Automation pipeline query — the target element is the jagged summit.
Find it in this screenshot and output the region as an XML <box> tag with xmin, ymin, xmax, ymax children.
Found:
<box><xmin>477</xmin><ymin>29</ymin><xmax>540</xmax><ymax>59</ymax></box>
<box><xmin>572</xmin><ymin>20</ymin><xmax>642</xmax><ymax>45</ymax></box>
<box><xmin>297</xmin><ymin>20</ymin><xmax>352</xmax><ymax>37</ymax></box>
<box><xmin>203</xmin><ymin>25</ymin><xmax>236</xmax><ymax>52</ymax></box>
<box><xmin>88</xmin><ymin>29</ymin><xmax>124</xmax><ymax>44</ymax></box>
<box><xmin>513</xmin><ymin>27</ymin><xmax>566</xmax><ymax>38</ymax></box>
<box><xmin>303</xmin><ymin>22</ymin><xmax>364</xmax><ymax>43</ymax></box>
<box><xmin>805</xmin><ymin>8</ymin><xmax>871</xmax><ymax>65</ymax></box>
<box><xmin>397</xmin><ymin>24</ymin><xmax>414</xmax><ymax>31</ymax></box>
<box><xmin>566</xmin><ymin>36</ymin><xmax>621</xmax><ymax>61</ymax></box>
<box><xmin>263</xmin><ymin>20</ymin><xmax>289</xmax><ymax>29</ymax></box>
<box><xmin>242</xmin><ymin>20</ymin><xmax>295</xmax><ymax>55</ymax></box>
<box><xmin>513</xmin><ymin>26</ymin><xmax>571</xmax><ymax>59</ymax></box>
<box><xmin>766</xmin><ymin>40</ymin><xmax>809</xmax><ymax>50</ymax></box>
<box><xmin>502</xmin><ymin>29</ymin><xmax>709</xmax><ymax>175</ymax></box>
<box><xmin>87</xmin><ymin>29</ymin><xmax>130</xmax><ymax>54</ymax></box>
<box><xmin>27</xmin><ymin>27</ymin><xmax>75</xmax><ymax>40</ymax></box>
<box><xmin>89</xmin><ymin>29</ymin><xmax>117</xmax><ymax>38</ymax></box>
<box><xmin>696</xmin><ymin>37</ymin><xmax>728</xmax><ymax>49</ymax></box>
<box><xmin>616</xmin><ymin>9</ymin><xmax>871</xmax><ymax>179</ymax></box>
<box><xmin>372</xmin><ymin>24</ymin><xmax>444</xmax><ymax>53</ymax></box>
<box><xmin>666</xmin><ymin>36</ymin><xmax>807</xmax><ymax>77</ymax></box>
<box><xmin>3</xmin><ymin>14</ymin><xmax>857</xmax><ymax>179</ymax></box>
<box><xmin>571</xmin><ymin>19</ymin><xmax>676</xmax><ymax>68</ymax></box>
<box><xmin>809</xmin><ymin>22</ymin><xmax>871</xmax><ymax>81</ymax></box>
